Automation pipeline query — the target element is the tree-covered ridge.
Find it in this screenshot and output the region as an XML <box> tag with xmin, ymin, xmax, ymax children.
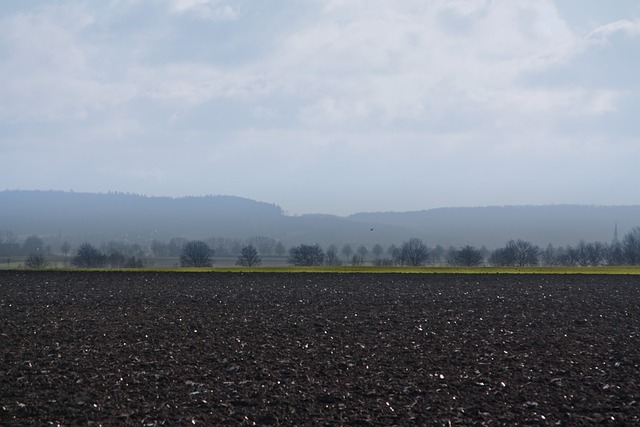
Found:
<box><xmin>2</xmin><ymin>191</ymin><xmax>640</xmax><ymax>257</ymax></box>
<box><xmin>0</xmin><ymin>190</ymin><xmax>284</xmax><ymax>241</ymax></box>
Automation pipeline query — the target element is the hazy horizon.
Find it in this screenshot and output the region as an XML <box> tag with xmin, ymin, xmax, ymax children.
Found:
<box><xmin>2</xmin><ymin>1</ymin><xmax>640</xmax><ymax>215</ymax></box>
<box><xmin>5</xmin><ymin>189</ymin><xmax>640</xmax><ymax>218</ymax></box>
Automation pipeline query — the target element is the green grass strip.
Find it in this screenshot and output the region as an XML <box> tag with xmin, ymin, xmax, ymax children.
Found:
<box><xmin>24</xmin><ymin>266</ymin><xmax>640</xmax><ymax>274</ymax></box>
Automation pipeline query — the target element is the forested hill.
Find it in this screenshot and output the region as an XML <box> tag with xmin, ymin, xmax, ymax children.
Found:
<box><xmin>348</xmin><ymin>205</ymin><xmax>640</xmax><ymax>248</ymax></box>
<box><xmin>0</xmin><ymin>190</ymin><xmax>284</xmax><ymax>242</ymax></box>
<box><xmin>1</xmin><ymin>190</ymin><xmax>639</xmax><ymax>248</ymax></box>
<box><xmin>0</xmin><ymin>190</ymin><xmax>414</xmax><ymax>246</ymax></box>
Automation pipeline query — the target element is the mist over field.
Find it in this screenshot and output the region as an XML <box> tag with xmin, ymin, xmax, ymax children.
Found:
<box><xmin>2</xmin><ymin>2</ymin><xmax>640</xmax><ymax>268</ymax></box>
<box><xmin>1</xmin><ymin>190</ymin><xmax>637</xmax><ymax>251</ymax></box>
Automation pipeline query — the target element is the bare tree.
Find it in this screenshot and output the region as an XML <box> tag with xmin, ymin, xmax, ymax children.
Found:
<box><xmin>574</xmin><ymin>241</ymin><xmax>590</xmax><ymax>267</ymax></box>
<box><xmin>540</xmin><ymin>244</ymin><xmax>556</xmax><ymax>266</ymax></box>
<box><xmin>351</xmin><ymin>255</ymin><xmax>364</xmax><ymax>266</ymax></box>
<box><xmin>604</xmin><ymin>241</ymin><xmax>624</xmax><ymax>266</ymax></box>
<box><xmin>0</xmin><ymin>230</ymin><xmax>18</xmax><ymax>245</ymax></box>
<box><xmin>246</xmin><ymin>236</ymin><xmax>276</xmax><ymax>256</ymax></box>
<box><xmin>168</xmin><ymin>237</ymin><xmax>187</xmax><ymax>257</ymax></box>
<box><xmin>490</xmin><ymin>240</ymin><xmax>539</xmax><ymax>267</ymax></box>
<box><xmin>489</xmin><ymin>248</ymin><xmax>509</xmax><ymax>266</ymax></box>
<box><xmin>356</xmin><ymin>244</ymin><xmax>369</xmax><ymax>259</ymax></box>
<box><xmin>24</xmin><ymin>253</ymin><xmax>49</xmax><ymax>269</ymax></box>
<box><xmin>72</xmin><ymin>243</ymin><xmax>107</xmax><ymax>268</ymax></box>
<box><xmin>274</xmin><ymin>242</ymin><xmax>287</xmax><ymax>257</ymax></box>
<box><xmin>586</xmin><ymin>241</ymin><xmax>605</xmax><ymax>266</ymax></box>
<box><xmin>447</xmin><ymin>245</ymin><xmax>483</xmax><ymax>266</ymax></box>
<box><xmin>180</xmin><ymin>241</ymin><xmax>214</xmax><ymax>267</ymax></box>
<box><xmin>511</xmin><ymin>240</ymin><xmax>539</xmax><ymax>266</ymax></box>
<box><xmin>387</xmin><ymin>244</ymin><xmax>397</xmax><ymax>257</ymax></box>
<box><xmin>325</xmin><ymin>245</ymin><xmax>342</xmax><ymax>266</ymax></box>
<box><xmin>207</xmin><ymin>237</ymin><xmax>242</xmax><ymax>257</ymax></box>
<box><xmin>557</xmin><ymin>246</ymin><xmax>578</xmax><ymax>266</ymax></box>
<box><xmin>497</xmin><ymin>240</ymin><xmax>539</xmax><ymax>266</ymax></box>
<box><xmin>108</xmin><ymin>252</ymin><xmax>127</xmax><ymax>268</ymax></box>
<box><xmin>622</xmin><ymin>227</ymin><xmax>640</xmax><ymax>265</ymax></box>
<box><xmin>289</xmin><ymin>244</ymin><xmax>324</xmax><ymax>266</ymax></box>
<box><xmin>372</xmin><ymin>244</ymin><xmax>384</xmax><ymax>258</ymax></box>
<box><xmin>102</xmin><ymin>240</ymin><xmax>145</xmax><ymax>258</ymax></box>
<box><xmin>397</xmin><ymin>238</ymin><xmax>429</xmax><ymax>266</ymax></box>
<box><xmin>237</xmin><ymin>245</ymin><xmax>262</xmax><ymax>267</ymax></box>
<box><xmin>340</xmin><ymin>244</ymin><xmax>353</xmax><ymax>261</ymax></box>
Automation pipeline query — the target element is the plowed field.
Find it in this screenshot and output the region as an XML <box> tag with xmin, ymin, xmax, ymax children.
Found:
<box><xmin>1</xmin><ymin>271</ymin><xmax>639</xmax><ymax>425</ymax></box>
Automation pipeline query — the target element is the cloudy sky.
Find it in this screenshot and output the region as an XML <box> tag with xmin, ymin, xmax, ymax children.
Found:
<box><xmin>1</xmin><ymin>1</ymin><xmax>639</xmax><ymax>215</ymax></box>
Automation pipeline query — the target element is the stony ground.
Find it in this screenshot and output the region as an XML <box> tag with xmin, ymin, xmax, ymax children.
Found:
<box><xmin>1</xmin><ymin>271</ymin><xmax>639</xmax><ymax>426</ymax></box>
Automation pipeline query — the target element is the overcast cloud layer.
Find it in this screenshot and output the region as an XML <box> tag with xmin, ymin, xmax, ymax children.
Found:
<box><xmin>1</xmin><ymin>1</ymin><xmax>639</xmax><ymax>215</ymax></box>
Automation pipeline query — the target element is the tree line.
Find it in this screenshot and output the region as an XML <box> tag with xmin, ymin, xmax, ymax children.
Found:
<box><xmin>2</xmin><ymin>227</ymin><xmax>640</xmax><ymax>268</ymax></box>
<box><xmin>281</xmin><ymin>228</ymin><xmax>640</xmax><ymax>268</ymax></box>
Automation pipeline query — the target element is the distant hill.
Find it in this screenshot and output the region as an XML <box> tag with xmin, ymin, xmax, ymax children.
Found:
<box><xmin>0</xmin><ymin>190</ymin><xmax>284</xmax><ymax>243</ymax></box>
<box><xmin>349</xmin><ymin>205</ymin><xmax>640</xmax><ymax>248</ymax></box>
<box><xmin>1</xmin><ymin>190</ymin><xmax>638</xmax><ymax>249</ymax></box>
<box><xmin>0</xmin><ymin>190</ymin><xmax>413</xmax><ymax>247</ymax></box>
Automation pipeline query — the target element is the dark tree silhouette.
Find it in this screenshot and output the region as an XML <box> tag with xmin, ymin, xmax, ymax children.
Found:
<box><xmin>108</xmin><ymin>252</ymin><xmax>127</xmax><ymax>268</ymax></box>
<box><xmin>622</xmin><ymin>227</ymin><xmax>640</xmax><ymax>265</ymax></box>
<box><xmin>180</xmin><ymin>241</ymin><xmax>214</xmax><ymax>267</ymax></box>
<box><xmin>236</xmin><ymin>245</ymin><xmax>262</xmax><ymax>267</ymax></box>
<box><xmin>509</xmin><ymin>240</ymin><xmax>539</xmax><ymax>266</ymax></box>
<box><xmin>372</xmin><ymin>244</ymin><xmax>384</xmax><ymax>258</ymax></box>
<box><xmin>288</xmin><ymin>244</ymin><xmax>325</xmax><ymax>266</ymax></box>
<box><xmin>397</xmin><ymin>238</ymin><xmax>429</xmax><ymax>266</ymax></box>
<box><xmin>586</xmin><ymin>241</ymin><xmax>605</xmax><ymax>266</ymax></box>
<box><xmin>340</xmin><ymin>244</ymin><xmax>353</xmax><ymax>261</ymax></box>
<box><xmin>274</xmin><ymin>242</ymin><xmax>287</xmax><ymax>257</ymax></box>
<box><xmin>605</xmin><ymin>240</ymin><xmax>624</xmax><ymax>266</ymax></box>
<box><xmin>325</xmin><ymin>245</ymin><xmax>342</xmax><ymax>266</ymax></box>
<box><xmin>573</xmin><ymin>240</ymin><xmax>591</xmax><ymax>267</ymax></box>
<box><xmin>72</xmin><ymin>243</ymin><xmax>107</xmax><ymax>268</ymax></box>
<box><xmin>356</xmin><ymin>245</ymin><xmax>369</xmax><ymax>259</ymax></box>
<box><xmin>489</xmin><ymin>247</ymin><xmax>510</xmax><ymax>266</ymax></box>
<box><xmin>351</xmin><ymin>255</ymin><xmax>364</xmax><ymax>266</ymax></box>
<box><xmin>387</xmin><ymin>244</ymin><xmax>398</xmax><ymax>258</ymax></box>
<box><xmin>447</xmin><ymin>245</ymin><xmax>483</xmax><ymax>266</ymax></box>
<box><xmin>540</xmin><ymin>244</ymin><xmax>556</xmax><ymax>266</ymax></box>
<box><xmin>24</xmin><ymin>253</ymin><xmax>49</xmax><ymax>269</ymax></box>
<box><xmin>491</xmin><ymin>240</ymin><xmax>539</xmax><ymax>266</ymax></box>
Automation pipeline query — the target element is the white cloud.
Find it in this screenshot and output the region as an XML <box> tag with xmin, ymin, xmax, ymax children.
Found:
<box><xmin>1</xmin><ymin>1</ymin><xmax>640</xmax><ymax>213</ymax></box>
<box><xmin>260</xmin><ymin>0</ymin><xmax>586</xmax><ymax>128</ymax></box>
<box><xmin>0</xmin><ymin>4</ymin><xmax>136</xmax><ymax>122</ymax></box>
<box><xmin>587</xmin><ymin>18</ymin><xmax>640</xmax><ymax>44</ymax></box>
<box><xmin>0</xmin><ymin>0</ymin><xmax>593</xmax><ymax>127</ymax></box>
<box><xmin>171</xmin><ymin>0</ymin><xmax>238</xmax><ymax>21</ymax></box>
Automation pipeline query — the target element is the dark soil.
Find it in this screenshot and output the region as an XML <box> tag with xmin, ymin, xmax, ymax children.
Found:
<box><xmin>1</xmin><ymin>271</ymin><xmax>639</xmax><ymax>426</ymax></box>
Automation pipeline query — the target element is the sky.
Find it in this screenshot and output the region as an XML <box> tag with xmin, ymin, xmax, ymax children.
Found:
<box><xmin>1</xmin><ymin>0</ymin><xmax>639</xmax><ymax>215</ymax></box>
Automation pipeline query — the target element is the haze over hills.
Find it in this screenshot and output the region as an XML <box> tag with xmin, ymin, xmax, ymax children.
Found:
<box><xmin>1</xmin><ymin>190</ymin><xmax>637</xmax><ymax>249</ymax></box>
<box><xmin>349</xmin><ymin>206</ymin><xmax>636</xmax><ymax>249</ymax></box>
<box><xmin>0</xmin><ymin>190</ymin><xmax>414</xmax><ymax>248</ymax></box>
